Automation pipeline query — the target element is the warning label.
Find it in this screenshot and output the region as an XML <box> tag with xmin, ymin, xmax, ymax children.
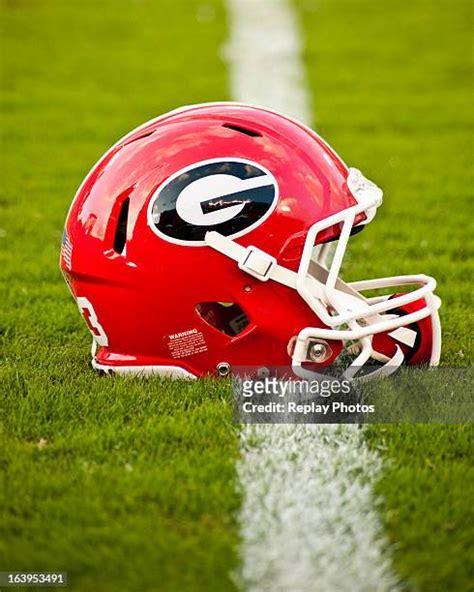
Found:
<box><xmin>166</xmin><ymin>328</ymin><xmax>208</xmax><ymax>359</ymax></box>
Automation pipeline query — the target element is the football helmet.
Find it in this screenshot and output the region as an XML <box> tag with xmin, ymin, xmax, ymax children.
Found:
<box><xmin>60</xmin><ymin>103</ymin><xmax>441</xmax><ymax>379</ymax></box>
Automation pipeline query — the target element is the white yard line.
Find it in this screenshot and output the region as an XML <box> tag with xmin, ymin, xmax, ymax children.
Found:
<box><xmin>225</xmin><ymin>1</ymin><xmax>400</xmax><ymax>590</ymax></box>
<box><xmin>225</xmin><ymin>0</ymin><xmax>312</xmax><ymax>125</ymax></box>
<box><xmin>237</xmin><ymin>425</ymin><xmax>400</xmax><ymax>592</ymax></box>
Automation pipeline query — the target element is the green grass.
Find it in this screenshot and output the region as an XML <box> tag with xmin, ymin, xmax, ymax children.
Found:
<box><xmin>0</xmin><ymin>1</ymin><xmax>239</xmax><ymax>591</ymax></box>
<box><xmin>365</xmin><ymin>425</ymin><xmax>474</xmax><ymax>592</ymax></box>
<box><xmin>296</xmin><ymin>0</ymin><xmax>474</xmax><ymax>589</ymax></box>
<box><xmin>0</xmin><ymin>377</ymin><xmax>239</xmax><ymax>592</ymax></box>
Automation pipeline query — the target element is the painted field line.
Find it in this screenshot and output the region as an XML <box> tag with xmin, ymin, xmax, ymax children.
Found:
<box><xmin>225</xmin><ymin>0</ymin><xmax>312</xmax><ymax>124</ymax></box>
<box><xmin>225</xmin><ymin>1</ymin><xmax>400</xmax><ymax>590</ymax></box>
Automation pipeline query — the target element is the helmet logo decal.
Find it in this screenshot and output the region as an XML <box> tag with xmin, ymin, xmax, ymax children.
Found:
<box><xmin>148</xmin><ymin>158</ymin><xmax>278</xmax><ymax>245</ymax></box>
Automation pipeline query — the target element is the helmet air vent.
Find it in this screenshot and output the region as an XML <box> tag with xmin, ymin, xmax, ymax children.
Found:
<box><xmin>125</xmin><ymin>130</ymin><xmax>155</xmax><ymax>145</ymax></box>
<box><xmin>222</xmin><ymin>123</ymin><xmax>261</xmax><ymax>137</ymax></box>
<box><xmin>113</xmin><ymin>197</ymin><xmax>130</xmax><ymax>254</ymax></box>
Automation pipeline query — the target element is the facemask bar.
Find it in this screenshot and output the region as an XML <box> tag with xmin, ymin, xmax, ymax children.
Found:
<box><xmin>292</xmin><ymin>168</ymin><xmax>441</xmax><ymax>376</ymax></box>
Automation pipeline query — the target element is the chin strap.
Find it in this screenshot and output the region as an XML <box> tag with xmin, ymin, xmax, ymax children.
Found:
<box><xmin>205</xmin><ymin>231</ymin><xmax>417</xmax><ymax>352</ymax></box>
<box><xmin>205</xmin><ymin>230</ymin><xmax>320</xmax><ymax>291</ymax></box>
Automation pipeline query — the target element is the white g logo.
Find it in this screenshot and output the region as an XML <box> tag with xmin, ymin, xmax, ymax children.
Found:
<box><xmin>148</xmin><ymin>158</ymin><xmax>279</xmax><ymax>245</ymax></box>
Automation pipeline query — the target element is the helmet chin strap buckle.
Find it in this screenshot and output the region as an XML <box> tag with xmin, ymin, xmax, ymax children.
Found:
<box><xmin>238</xmin><ymin>246</ymin><xmax>277</xmax><ymax>281</ymax></box>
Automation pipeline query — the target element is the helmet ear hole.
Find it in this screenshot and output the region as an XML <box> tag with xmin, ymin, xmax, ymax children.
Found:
<box><xmin>195</xmin><ymin>302</ymin><xmax>250</xmax><ymax>337</ymax></box>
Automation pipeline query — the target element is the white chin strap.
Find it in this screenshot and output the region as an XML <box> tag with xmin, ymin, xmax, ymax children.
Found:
<box><xmin>205</xmin><ymin>168</ymin><xmax>442</xmax><ymax>380</ymax></box>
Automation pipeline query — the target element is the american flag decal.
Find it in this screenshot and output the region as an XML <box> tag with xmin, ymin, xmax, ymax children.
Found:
<box><xmin>61</xmin><ymin>229</ymin><xmax>73</xmax><ymax>270</ymax></box>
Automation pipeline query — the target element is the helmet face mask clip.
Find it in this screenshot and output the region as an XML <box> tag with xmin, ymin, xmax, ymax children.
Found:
<box><xmin>60</xmin><ymin>103</ymin><xmax>441</xmax><ymax>380</ymax></box>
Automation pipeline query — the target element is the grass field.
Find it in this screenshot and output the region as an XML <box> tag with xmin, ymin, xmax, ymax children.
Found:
<box><xmin>1</xmin><ymin>0</ymin><xmax>473</xmax><ymax>591</ymax></box>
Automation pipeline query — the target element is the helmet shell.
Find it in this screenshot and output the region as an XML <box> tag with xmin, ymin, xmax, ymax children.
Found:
<box><xmin>61</xmin><ymin>103</ymin><xmax>362</xmax><ymax>375</ymax></box>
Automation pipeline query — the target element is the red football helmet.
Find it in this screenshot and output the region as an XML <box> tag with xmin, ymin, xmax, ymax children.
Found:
<box><xmin>60</xmin><ymin>103</ymin><xmax>441</xmax><ymax>379</ymax></box>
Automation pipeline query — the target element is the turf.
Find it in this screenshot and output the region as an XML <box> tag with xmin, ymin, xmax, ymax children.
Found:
<box><xmin>0</xmin><ymin>2</ymin><xmax>239</xmax><ymax>591</ymax></box>
<box><xmin>296</xmin><ymin>0</ymin><xmax>474</xmax><ymax>589</ymax></box>
<box><xmin>0</xmin><ymin>377</ymin><xmax>239</xmax><ymax>592</ymax></box>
